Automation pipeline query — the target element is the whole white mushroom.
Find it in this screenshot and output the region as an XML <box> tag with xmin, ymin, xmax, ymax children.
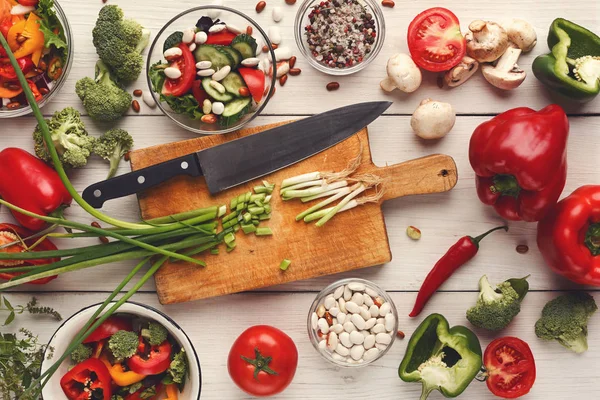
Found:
<box><xmin>411</xmin><ymin>99</ymin><xmax>456</xmax><ymax>140</ymax></box>
<box><xmin>380</xmin><ymin>53</ymin><xmax>422</xmax><ymax>93</ymax></box>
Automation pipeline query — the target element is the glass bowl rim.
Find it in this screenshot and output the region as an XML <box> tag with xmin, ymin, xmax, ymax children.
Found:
<box><xmin>145</xmin><ymin>5</ymin><xmax>277</xmax><ymax>135</ymax></box>
<box><xmin>294</xmin><ymin>0</ymin><xmax>386</xmax><ymax>76</ymax></box>
<box><xmin>0</xmin><ymin>0</ymin><xmax>74</xmax><ymax>118</ymax></box>
<box><xmin>307</xmin><ymin>277</ymin><xmax>399</xmax><ymax>368</ymax></box>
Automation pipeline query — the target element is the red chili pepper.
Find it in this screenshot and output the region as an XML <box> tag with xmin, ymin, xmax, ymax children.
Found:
<box><xmin>26</xmin><ymin>78</ymin><xmax>42</xmax><ymax>101</ymax></box>
<box><xmin>409</xmin><ymin>226</ymin><xmax>508</xmax><ymax>317</ymax></box>
<box><xmin>0</xmin><ymin>148</ymin><xmax>72</xmax><ymax>231</ymax></box>
<box><xmin>0</xmin><ymin>56</ymin><xmax>34</xmax><ymax>79</ymax></box>
<box><xmin>59</xmin><ymin>358</ymin><xmax>112</xmax><ymax>400</ymax></box>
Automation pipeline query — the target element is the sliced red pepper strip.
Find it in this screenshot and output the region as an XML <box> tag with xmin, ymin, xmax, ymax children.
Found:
<box><xmin>0</xmin><ymin>56</ymin><xmax>33</xmax><ymax>79</ymax></box>
<box><xmin>127</xmin><ymin>339</ymin><xmax>172</xmax><ymax>375</ymax></box>
<box><xmin>59</xmin><ymin>358</ymin><xmax>112</xmax><ymax>400</ymax></box>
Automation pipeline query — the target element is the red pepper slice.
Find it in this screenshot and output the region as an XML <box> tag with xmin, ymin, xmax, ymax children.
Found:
<box><xmin>26</xmin><ymin>78</ymin><xmax>42</xmax><ymax>101</ymax></box>
<box><xmin>205</xmin><ymin>31</ymin><xmax>237</xmax><ymax>46</ymax></box>
<box><xmin>0</xmin><ymin>56</ymin><xmax>34</xmax><ymax>79</ymax></box>
<box><xmin>60</xmin><ymin>358</ymin><xmax>112</xmax><ymax>400</ymax></box>
<box><xmin>238</xmin><ymin>67</ymin><xmax>265</xmax><ymax>103</ymax></box>
<box><xmin>162</xmin><ymin>43</ymin><xmax>196</xmax><ymax>97</ymax></box>
<box><xmin>127</xmin><ymin>339</ymin><xmax>173</xmax><ymax>375</ymax></box>
<box><xmin>191</xmin><ymin>79</ymin><xmax>208</xmax><ymax>105</ymax></box>
<box><xmin>0</xmin><ymin>223</ymin><xmax>59</xmax><ymax>284</ymax></box>
<box><xmin>82</xmin><ymin>316</ymin><xmax>133</xmax><ymax>344</ymax></box>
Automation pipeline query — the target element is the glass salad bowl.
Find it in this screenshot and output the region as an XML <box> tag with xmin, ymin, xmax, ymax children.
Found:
<box><xmin>0</xmin><ymin>0</ymin><xmax>73</xmax><ymax>118</ymax></box>
<box><xmin>147</xmin><ymin>5</ymin><xmax>276</xmax><ymax>135</ymax></box>
<box><xmin>294</xmin><ymin>0</ymin><xmax>385</xmax><ymax>76</ymax></box>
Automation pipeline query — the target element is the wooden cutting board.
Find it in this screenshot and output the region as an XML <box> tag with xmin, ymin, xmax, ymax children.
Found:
<box><xmin>130</xmin><ymin>122</ymin><xmax>458</xmax><ymax>304</ymax></box>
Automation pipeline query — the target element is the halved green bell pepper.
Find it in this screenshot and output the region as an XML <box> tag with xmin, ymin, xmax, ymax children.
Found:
<box><xmin>532</xmin><ymin>18</ymin><xmax>600</xmax><ymax>102</ymax></box>
<box><xmin>399</xmin><ymin>314</ymin><xmax>482</xmax><ymax>400</ymax></box>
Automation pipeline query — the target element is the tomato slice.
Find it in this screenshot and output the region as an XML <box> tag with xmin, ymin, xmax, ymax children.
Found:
<box><xmin>484</xmin><ymin>337</ymin><xmax>536</xmax><ymax>399</ymax></box>
<box><xmin>407</xmin><ymin>7</ymin><xmax>466</xmax><ymax>72</ymax></box>
<box><xmin>191</xmin><ymin>79</ymin><xmax>208</xmax><ymax>104</ymax></box>
<box><xmin>205</xmin><ymin>31</ymin><xmax>236</xmax><ymax>46</ymax></box>
<box><xmin>82</xmin><ymin>316</ymin><xmax>133</xmax><ymax>344</ymax></box>
<box><xmin>18</xmin><ymin>0</ymin><xmax>39</xmax><ymax>6</ymax></box>
<box><xmin>127</xmin><ymin>339</ymin><xmax>172</xmax><ymax>375</ymax></box>
<box><xmin>238</xmin><ymin>67</ymin><xmax>265</xmax><ymax>103</ymax></box>
<box><xmin>162</xmin><ymin>43</ymin><xmax>196</xmax><ymax>97</ymax></box>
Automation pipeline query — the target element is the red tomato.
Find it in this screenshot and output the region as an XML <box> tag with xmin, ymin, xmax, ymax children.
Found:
<box><xmin>162</xmin><ymin>43</ymin><xmax>196</xmax><ymax>97</ymax></box>
<box><xmin>60</xmin><ymin>358</ymin><xmax>112</xmax><ymax>400</ymax></box>
<box><xmin>191</xmin><ymin>79</ymin><xmax>208</xmax><ymax>104</ymax></box>
<box><xmin>127</xmin><ymin>339</ymin><xmax>172</xmax><ymax>375</ymax></box>
<box><xmin>228</xmin><ymin>325</ymin><xmax>298</xmax><ymax>397</ymax></box>
<box><xmin>238</xmin><ymin>67</ymin><xmax>265</xmax><ymax>103</ymax></box>
<box><xmin>407</xmin><ymin>7</ymin><xmax>466</xmax><ymax>72</ymax></box>
<box><xmin>18</xmin><ymin>0</ymin><xmax>40</xmax><ymax>6</ymax></box>
<box><xmin>82</xmin><ymin>316</ymin><xmax>133</xmax><ymax>344</ymax></box>
<box><xmin>484</xmin><ymin>337</ymin><xmax>536</xmax><ymax>399</ymax></box>
<box><xmin>205</xmin><ymin>31</ymin><xmax>237</xmax><ymax>46</ymax></box>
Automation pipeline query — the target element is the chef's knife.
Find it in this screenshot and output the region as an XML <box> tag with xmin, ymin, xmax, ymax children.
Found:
<box><xmin>82</xmin><ymin>101</ymin><xmax>392</xmax><ymax>208</ymax></box>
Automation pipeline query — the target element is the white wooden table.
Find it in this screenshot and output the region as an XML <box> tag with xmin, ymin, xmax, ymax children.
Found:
<box><xmin>2</xmin><ymin>0</ymin><xmax>600</xmax><ymax>398</ymax></box>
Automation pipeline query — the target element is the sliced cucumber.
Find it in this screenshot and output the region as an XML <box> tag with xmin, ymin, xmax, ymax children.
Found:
<box><xmin>221</xmin><ymin>97</ymin><xmax>252</xmax><ymax>126</ymax></box>
<box><xmin>202</xmin><ymin>78</ymin><xmax>234</xmax><ymax>102</ymax></box>
<box><xmin>231</xmin><ymin>34</ymin><xmax>258</xmax><ymax>59</ymax></box>
<box><xmin>194</xmin><ymin>45</ymin><xmax>234</xmax><ymax>70</ymax></box>
<box><xmin>221</xmin><ymin>47</ymin><xmax>242</xmax><ymax>68</ymax></box>
<box><xmin>221</xmin><ymin>72</ymin><xmax>245</xmax><ymax>96</ymax></box>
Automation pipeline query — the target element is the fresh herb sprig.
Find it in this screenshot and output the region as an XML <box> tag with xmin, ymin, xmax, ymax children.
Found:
<box><xmin>1</xmin><ymin>296</ymin><xmax>62</xmax><ymax>326</ymax></box>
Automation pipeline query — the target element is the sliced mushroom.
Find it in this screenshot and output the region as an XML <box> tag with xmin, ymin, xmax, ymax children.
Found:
<box><xmin>465</xmin><ymin>20</ymin><xmax>509</xmax><ymax>63</ymax></box>
<box><xmin>444</xmin><ymin>57</ymin><xmax>479</xmax><ymax>87</ymax></box>
<box><xmin>380</xmin><ymin>53</ymin><xmax>422</xmax><ymax>93</ymax></box>
<box><xmin>502</xmin><ymin>19</ymin><xmax>537</xmax><ymax>52</ymax></box>
<box><xmin>481</xmin><ymin>45</ymin><xmax>526</xmax><ymax>90</ymax></box>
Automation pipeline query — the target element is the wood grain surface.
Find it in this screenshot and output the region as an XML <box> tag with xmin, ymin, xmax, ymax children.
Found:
<box><xmin>130</xmin><ymin>122</ymin><xmax>457</xmax><ymax>303</ymax></box>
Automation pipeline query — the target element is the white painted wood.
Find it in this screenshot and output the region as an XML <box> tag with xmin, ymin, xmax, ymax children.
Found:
<box><xmin>30</xmin><ymin>0</ymin><xmax>600</xmax><ymax>117</ymax></box>
<box><xmin>2</xmin><ymin>291</ymin><xmax>599</xmax><ymax>399</ymax></box>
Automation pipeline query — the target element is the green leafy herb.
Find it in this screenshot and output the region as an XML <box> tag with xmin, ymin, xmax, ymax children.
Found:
<box><xmin>0</xmin><ymin>296</ymin><xmax>62</xmax><ymax>326</ymax></box>
<box><xmin>124</xmin><ymin>382</ymin><xmax>143</xmax><ymax>394</ymax></box>
<box><xmin>35</xmin><ymin>0</ymin><xmax>67</xmax><ymax>56</ymax></box>
<box><xmin>149</xmin><ymin>61</ymin><xmax>203</xmax><ymax>120</ymax></box>
<box><xmin>139</xmin><ymin>386</ymin><xmax>158</xmax><ymax>399</ymax></box>
<box><xmin>164</xmin><ymin>349</ymin><xmax>188</xmax><ymax>387</ymax></box>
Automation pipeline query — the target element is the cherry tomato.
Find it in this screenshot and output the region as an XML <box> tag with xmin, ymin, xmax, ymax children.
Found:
<box><xmin>205</xmin><ymin>31</ymin><xmax>237</xmax><ymax>46</ymax></box>
<box><xmin>407</xmin><ymin>7</ymin><xmax>466</xmax><ymax>72</ymax></box>
<box><xmin>238</xmin><ymin>67</ymin><xmax>265</xmax><ymax>103</ymax></box>
<box><xmin>484</xmin><ymin>337</ymin><xmax>536</xmax><ymax>399</ymax></box>
<box><xmin>82</xmin><ymin>316</ymin><xmax>133</xmax><ymax>344</ymax></box>
<box><xmin>228</xmin><ymin>325</ymin><xmax>298</xmax><ymax>397</ymax></box>
<box><xmin>162</xmin><ymin>43</ymin><xmax>195</xmax><ymax>97</ymax></box>
<box><xmin>127</xmin><ymin>339</ymin><xmax>172</xmax><ymax>375</ymax></box>
<box><xmin>191</xmin><ymin>79</ymin><xmax>208</xmax><ymax>104</ymax></box>
<box><xmin>18</xmin><ymin>0</ymin><xmax>40</xmax><ymax>6</ymax></box>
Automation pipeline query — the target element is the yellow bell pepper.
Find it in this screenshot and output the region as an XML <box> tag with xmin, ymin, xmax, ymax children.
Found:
<box><xmin>165</xmin><ymin>384</ymin><xmax>179</xmax><ymax>400</ymax></box>
<box><xmin>0</xmin><ymin>78</ymin><xmax>22</xmax><ymax>98</ymax></box>
<box><xmin>7</xmin><ymin>13</ymin><xmax>44</xmax><ymax>61</ymax></box>
<box><xmin>99</xmin><ymin>355</ymin><xmax>146</xmax><ymax>386</ymax></box>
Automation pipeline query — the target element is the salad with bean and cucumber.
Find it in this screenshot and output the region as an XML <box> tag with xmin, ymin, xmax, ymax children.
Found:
<box><xmin>149</xmin><ymin>16</ymin><xmax>266</xmax><ymax>126</ymax></box>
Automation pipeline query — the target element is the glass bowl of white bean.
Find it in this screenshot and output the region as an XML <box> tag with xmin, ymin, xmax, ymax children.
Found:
<box><xmin>307</xmin><ymin>278</ymin><xmax>398</xmax><ymax>367</ymax></box>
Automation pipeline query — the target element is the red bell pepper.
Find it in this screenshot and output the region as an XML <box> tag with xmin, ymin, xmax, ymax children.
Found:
<box><xmin>0</xmin><ymin>222</ymin><xmax>58</xmax><ymax>284</ymax></box>
<box><xmin>83</xmin><ymin>316</ymin><xmax>133</xmax><ymax>343</ymax></box>
<box><xmin>469</xmin><ymin>104</ymin><xmax>569</xmax><ymax>222</ymax></box>
<box><xmin>0</xmin><ymin>56</ymin><xmax>34</xmax><ymax>79</ymax></box>
<box><xmin>127</xmin><ymin>339</ymin><xmax>172</xmax><ymax>375</ymax></box>
<box><xmin>537</xmin><ymin>185</ymin><xmax>600</xmax><ymax>286</ymax></box>
<box><xmin>0</xmin><ymin>148</ymin><xmax>72</xmax><ymax>231</ymax></box>
<box><xmin>60</xmin><ymin>358</ymin><xmax>112</xmax><ymax>400</ymax></box>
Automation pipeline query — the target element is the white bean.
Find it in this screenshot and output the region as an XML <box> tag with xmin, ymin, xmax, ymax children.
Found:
<box><xmin>361</xmin><ymin>330</ymin><xmax>370</xmax><ymax>338</ymax></box>
<box><xmin>363</xmin><ymin>348</ymin><xmax>380</xmax><ymax>361</ymax></box>
<box><xmin>348</xmin><ymin>282</ymin><xmax>366</xmax><ymax>292</ymax></box>
<box><xmin>385</xmin><ymin>313</ymin><xmax>396</xmax><ymax>332</ymax></box>
<box><xmin>333</xmin><ymin>285</ymin><xmax>345</xmax><ymax>299</ymax></box>
<box><xmin>329</xmin><ymin>307</ymin><xmax>340</xmax><ymax>317</ymax></box>
<box><xmin>226</xmin><ymin>24</ymin><xmax>242</xmax><ymax>34</ymax></box>
<box><xmin>311</xmin><ymin>312</ymin><xmax>318</xmax><ymax>330</ymax></box>
<box><xmin>274</xmin><ymin>46</ymin><xmax>293</xmax><ymax>61</ymax></box>
<box><xmin>163</xmin><ymin>47</ymin><xmax>183</xmax><ymax>59</ymax></box>
<box><xmin>212</xmin><ymin>65</ymin><xmax>231</xmax><ymax>81</ymax></box>
<box><xmin>323</xmin><ymin>295</ymin><xmax>336</xmax><ymax>310</ymax></box>
<box><xmin>369</xmin><ymin>305</ymin><xmax>380</xmax><ymax>318</ymax></box>
<box><xmin>335</xmin><ymin>344</ymin><xmax>350</xmax><ymax>356</ymax></box>
<box><xmin>338</xmin><ymin>298</ymin><xmax>346</xmax><ymax>313</ymax></box>
<box><xmin>164</xmin><ymin>67</ymin><xmax>182</xmax><ymax>79</ymax></box>
<box><xmin>337</xmin><ymin>312</ymin><xmax>347</xmax><ymax>324</ymax></box>
<box><xmin>268</xmin><ymin>26</ymin><xmax>282</xmax><ymax>44</ymax></box>
<box><xmin>332</xmin><ymin>353</ymin><xmax>346</xmax><ymax>361</ymax></box>
<box><xmin>375</xmin><ymin>343</ymin><xmax>388</xmax><ymax>351</ymax></box>
<box><xmin>327</xmin><ymin>332</ymin><xmax>338</xmax><ymax>351</ymax></box>
<box><xmin>209</xmin><ymin>80</ymin><xmax>226</xmax><ymax>94</ymax></box>
<box><xmin>274</xmin><ymin>61</ymin><xmax>289</xmax><ymax>78</ymax></box>
<box><xmin>344</xmin><ymin>301</ymin><xmax>360</xmax><ymax>314</ymax></box>
<box><xmin>195</xmin><ymin>31</ymin><xmax>208</xmax><ymax>44</ymax></box>
<box><xmin>343</xmin><ymin>321</ymin><xmax>356</xmax><ymax>333</ymax></box>
<box><xmin>363</xmin><ymin>334</ymin><xmax>376</xmax><ymax>350</ymax></box>
<box><xmin>343</xmin><ymin>286</ymin><xmax>352</xmax><ymax>301</ymax></box>
<box><xmin>350</xmin><ymin>345</ymin><xmax>365</xmax><ymax>361</ymax></box>
<box><xmin>360</xmin><ymin>308</ymin><xmax>371</xmax><ymax>321</ymax></box>
<box><xmin>351</xmin><ymin>292</ymin><xmax>364</xmax><ymax>306</ymax></box>
<box><xmin>317</xmin><ymin>318</ymin><xmax>329</xmax><ymax>334</ymax></box>
<box><xmin>364</xmin><ymin>318</ymin><xmax>377</xmax><ymax>330</ymax></box>
<box><xmin>209</xmin><ymin>24</ymin><xmax>226</xmax><ymax>33</ymax></box>
<box><xmin>365</xmin><ymin>288</ymin><xmax>378</xmax><ymax>298</ymax></box>
<box><xmin>197</xmin><ymin>69</ymin><xmax>216</xmax><ymax>77</ymax></box>
<box><xmin>363</xmin><ymin>293</ymin><xmax>374</xmax><ymax>307</ymax></box>
<box><xmin>272</xmin><ymin>6</ymin><xmax>283</xmax><ymax>22</ymax></box>
<box><xmin>375</xmin><ymin>333</ymin><xmax>392</xmax><ymax>345</ymax></box>
<box><xmin>142</xmin><ymin>91</ymin><xmax>156</xmax><ymax>108</ymax></box>
<box><xmin>377</xmin><ymin>317</ymin><xmax>385</xmax><ymax>325</ymax></box>
<box><xmin>188</xmin><ymin>43</ymin><xmax>197</xmax><ymax>52</ymax></box>
<box><xmin>379</xmin><ymin>302</ymin><xmax>391</xmax><ymax>316</ymax></box>
<box><xmin>331</xmin><ymin>324</ymin><xmax>344</xmax><ymax>334</ymax></box>
<box><xmin>350</xmin><ymin>314</ymin><xmax>366</xmax><ymax>330</ymax></box>
<box><xmin>339</xmin><ymin>332</ymin><xmax>352</xmax><ymax>348</ymax></box>
<box><xmin>212</xmin><ymin>102</ymin><xmax>225</xmax><ymax>115</ymax></box>
<box><xmin>372</xmin><ymin>323</ymin><xmax>386</xmax><ymax>334</ymax></box>
<box><xmin>196</xmin><ymin>61</ymin><xmax>212</xmax><ymax>70</ymax></box>
<box><xmin>349</xmin><ymin>330</ymin><xmax>364</xmax><ymax>345</ymax></box>
<box><xmin>318</xmin><ymin>340</ymin><xmax>327</xmax><ymax>350</ymax></box>
<box><xmin>182</xmin><ymin>28</ymin><xmax>195</xmax><ymax>44</ymax></box>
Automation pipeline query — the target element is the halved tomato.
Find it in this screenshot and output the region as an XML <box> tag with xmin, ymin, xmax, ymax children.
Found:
<box><xmin>407</xmin><ymin>7</ymin><xmax>466</xmax><ymax>72</ymax></box>
<box><xmin>191</xmin><ymin>79</ymin><xmax>208</xmax><ymax>104</ymax></box>
<box><xmin>238</xmin><ymin>67</ymin><xmax>264</xmax><ymax>103</ymax></box>
<box><xmin>484</xmin><ymin>337</ymin><xmax>536</xmax><ymax>399</ymax></box>
<box><xmin>162</xmin><ymin>43</ymin><xmax>196</xmax><ymax>97</ymax></box>
<box><xmin>205</xmin><ymin>31</ymin><xmax>237</xmax><ymax>46</ymax></box>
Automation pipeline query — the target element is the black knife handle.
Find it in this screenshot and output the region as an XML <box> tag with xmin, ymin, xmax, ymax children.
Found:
<box><xmin>82</xmin><ymin>154</ymin><xmax>202</xmax><ymax>208</ymax></box>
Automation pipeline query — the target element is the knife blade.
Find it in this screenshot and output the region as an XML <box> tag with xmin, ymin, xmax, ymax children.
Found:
<box><xmin>82</xmin><ymin>101</ymin><xmax>392</xmax><ymax>208</ymax></box>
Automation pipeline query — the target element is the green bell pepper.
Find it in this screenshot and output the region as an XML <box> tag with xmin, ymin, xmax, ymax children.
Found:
<box><xmin>532</xmin><ymin>18</ymin><xmax>600</xmax><ymax>102</ymax></box>
<box><xmin>398</xmin><ymin>314</ymin><xmax>482</xmax><ymax>400</ymax></box>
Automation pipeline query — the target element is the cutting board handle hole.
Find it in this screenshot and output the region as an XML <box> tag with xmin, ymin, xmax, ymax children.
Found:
<box><xmin>440</xmin><ymin>169</ymin><xmax>449</xmax><ymax>177</ymax></box>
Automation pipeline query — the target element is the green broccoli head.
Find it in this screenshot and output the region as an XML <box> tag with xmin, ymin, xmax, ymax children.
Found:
<box><xmin>466</xmin><ymin>275</ymin><xmax>529</xmax><ymax>331</ymax></box>
<box><xmin>76</xmin><ymin>60</ymin><xmax>132</xmax><ymax>122</ymax></box>
<box><xmin>92</xmin><ymin>5</ymin><xmax>151</xmax><ymax>83</ymax></box>
<box><xmin>108</xmin><ymin>330</ymin><xmax>139</xmax><ymax>361</ymax></box>
<box><xmin>33</xmin><ymin>107</ymin><xmax>95</xmax><ymax>168</ymax></box>
<box><xmin>141</xmin><ymin>321</ymin><xmax>168</xmax><ymax>346</ymax></box>
<box><xmin>535</xmin><ymin>292</ymin><xmax>597</xmax><ymax>353</ymax></box>
<box><xmin>93</xmin><ymin>128</ymin><xmax>134</xmax><ymax>179</ymax></box>
<box><xmin>70</xmin><ymin>343</ymin><xmax>93</xmax><ymax>364</ymax></box>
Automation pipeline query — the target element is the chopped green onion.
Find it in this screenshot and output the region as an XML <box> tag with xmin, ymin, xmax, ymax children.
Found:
<box><xmin>230</xmin><ymin>197</ymin><xmax>238</xmax><ymax>209</ymax></box>
<box><xmin>222</xmin><ymin>211</ymin><xmax>238</xmax><ymax>223</ymax></box>
<box><xmin>250</xmin><ymin>193</ymin><xmax>266</xmax><ymax>202</ymax></box>
<box><xmin>226</xmin><ymin>243</ymin><xmax>236</xmax><ymax>252</ymax></box>
<box><xmin>211</xmin><ymin>248</ymin><xmax>219</xmax><ymax>255</ymax></box>
<box><xmin>264</xmin><ymin>204</ymin><xmax>272</xmax><ymax>214</ymax></box>
<box><xmin>248</xmin><ymin>206</ymin><xmax>265</xmax><ymax>215</ymax></box>
<box><xmin>243</xmin><ymin>213</ymin><xmax>252</xmax><ymax>223</ymax></box>
<box><xmin>242</xmin><ymin>224</ymin><xmax>257</xmax><ymax>234</ymax></box>
<box><xmin>218</xmin><ymin>205</ymin><xmax>227</xmax><ymax>218</ymax></box>
<box><xmin>279</xmin><ymin>179</ymin><xmax>323</xmax><ymax>194</ymax></box>
<box><xmin>259</xmin><ymin>213</ymin><xmax>271</xmax><ymax>220</ymax></box>
<box><xmin>282</xmin><ymin>181</ymin><xmax>348</xmax><ymax>199</ymax></box>
<box><xmin>224</xmin><ymin>232</ymin><xmax>236</xmax><ymax>246</ymax></box>
<box><xmin>279</xmin><ymin>259</ymin><xmax>291</xmax><ymax>271</ymax></box>
<box><xmin>301</xmin><ymin>187</ymin><xmax>348</xmax><ymax>203</ymax></box>
<box><xmin>256</xmin><ymin>227</ymin><xmax>273</xmax><ymax>236</ymax></box>
<box><xmin>233</xmin><ymin>224</ymin><xmax>240</xmax><ymax>232</ymax></box>
<box><xmin>281</xmin><ymin>172</ymin><xmax>321</xmax><ymax>188</ymax></box>
<box><xmin>264</xmin><ymin>195</ymin><xmax>272</xmax><ymax>203</ymax></box>
<box><xmin>236</xmin><ymin>203</ymin><xmax>245</xmax><ymax>212</ymax></box>
<box><xmin>245</xmin><ymin>192</ymin><xmax>252</xmax><ymax>202</ymax></box>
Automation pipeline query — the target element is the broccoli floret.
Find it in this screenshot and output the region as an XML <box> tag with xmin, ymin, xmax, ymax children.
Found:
<box><xmin>165</xmin><ymin>349</ymin><xmax>188</xmax><ymax>385</ymax></box>
<box><xmin>70</xmin><ymin>343</ymin><xmax>92</xmax><ymax>364</ymax></box>
<box><xmin>141</xmin><ymin>321</ymin><xmax>168</xmax><ymax>346</ymax></box>
<box><xmin>93</xmin><ymin>129</ymin><xmax>134</xmax><ymax>179</ymax></box>
<box><xmin>108</xmin><ymin>330</ymin><xmax>139</xmax><ymax>361</ymax></box>
<box><xmin>92</xmin><ymin>5</ymin><xmax>151</xmax><ymax>83</ymax></box>
<box><xmin>535</xmin><ymin>292</ymin><xmax>597</xmax><ymax>353</ymax></box>
<box><xmin>76</xmin><ymin>60</ymin><xmax>133</xmax><ymax>122</ymax></box>
<box><xmin>466</xmin><ymin>275</ymin><xmax>529</xmax><ymax>331</ymax></box>
<box><xmin>33</xmin><ymin>107</ymin><xmax>95</xmax><ymax>168</ymax></box>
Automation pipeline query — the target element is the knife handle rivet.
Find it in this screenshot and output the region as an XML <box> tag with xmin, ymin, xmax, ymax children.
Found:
<box><xmin>93</xmin><ymin>189</ymin><xmax>102</xmax><ymax>198</ymax></box>
<box><xmin>137</xmin><ymin>176</ymin><xmax>146</xmax><ymax>184</ymax></box>
<box><xmin>181</xmin><ymin>161</ymin><xmax>189</xmax><ymax>170</ymax></box>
